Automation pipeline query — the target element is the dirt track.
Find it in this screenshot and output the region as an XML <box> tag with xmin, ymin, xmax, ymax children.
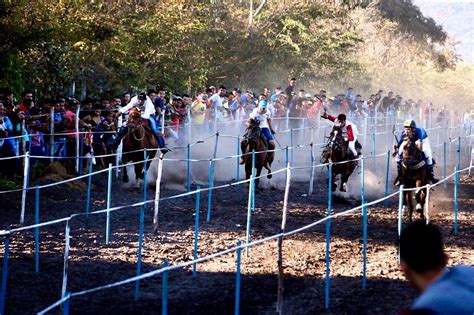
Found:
<box><xmin>0</xmin><ymin>168</ymin><xmax>473</xmax><ymax>314</ymax></box>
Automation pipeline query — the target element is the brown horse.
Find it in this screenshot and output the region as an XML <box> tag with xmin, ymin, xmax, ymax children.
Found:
<box><xmin>242</xmin><ymin>118</ymin><xmax>273</xmax><ymax>190</ymax></box>
<box><xmin>398</xmin><ymin>138</ymin><xmax>428</xmax><ymax>221</ymax></box>
<box><xmin>122</xmin><ymin>111</ymin><xmax>158</xmax><ymax>186</ymax></box>
<box><xmin>321</xmin><ymin>126</ymin><xmax>357</xmax><ymax>192</ymax></box>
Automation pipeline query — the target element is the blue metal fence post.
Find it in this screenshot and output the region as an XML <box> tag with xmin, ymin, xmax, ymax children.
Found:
<box><xmin>384</xmin><ymin>150</ymin><xmax>390</xmax><ymax>208</ymax></box>
<box><xmin>63</xmin><ymin>293</ymin><xmax>70</xmax><ymax>315</ymax></box>
<box><xmin>443</xmin><ymin>142</ymin><xmax>447</xmax><ymax>188</ymax></box>
<box><xmin>85</xmin><ymin>156</ymin><xmax>93</xmax><ymax>216</ymax></box>
<box><xmin>187</xmin><ymin>143</ymin><xmax>191</xmax><ymax>192</ymax></box>
<box><xmin>193</xmin><ymin>187</ymin><xmax>201</xmax><ymax>277</ymax></box>
<box><xmin>162</xmin><ymin>260</ymin><xmax>168</xmax><ymax>315</ymax></box>
<box><xmin>134</xmin><ymin>154</ymin><xmax>148</xmax><ymax>302</ymax></box>
<box><xmin>206</xmin><ymin>159</ymin><xmax>214</xmax><ymax>223</ymax></box>
<box><xmin>0</xmin><ymin>237</ymin><xmax>10</xmax><ymax>315</ymax></box>
<box><xmin>235</xmin><ymin>240</ymin><xmax>242</xmax><ymax>315</ymax></box>
<box><xmin>454</xmin><ymin>167</ymin><xmax>459</xmax><ymax>235</ymax></box>
<box><xmin>372</xmin><ymin>129</ymin><xmax>376</xmax><ymax>172</ymax></box>
<box><xmin>105</xmin><ymin>163</ymin><xmax>113</xmax><ymax>245</ymax></box>
<box><xmin>236</xmin><ymin>136</ymin><xmax>240</xmax><ymax>186</ymax></box>
<box><xmin>290</xmin><ymin>128</ymin><xmax>294</xmax><ymax>164</ymax></box>
<box><xmin>35</xmin><ymin>186</ymin><xmax>40</xmax><ymax>273</ymax></box>
<box><xmin>79</xmin><ymin>129</ymin><xmax>84</xmax><ymax>176</ymax></box>
<box><xmin>361</xmin><ymin>158</ymin><xmax>367</xmax><ymax>288</ymax></box>
<box><xmin>61</xmin><ymin>221</ymin><xmax>71</xmax><ymax>300</ymax></box>
<box><xmin>325</xmin><ymin>163</ymin><xmax>332</xmax><ymax>310</ymax></box>
<box><xmin>397</xmin><ymin>185</ymin><xmax>404</xmax><ymax>262</ymax></box>
<box><xmin>246</xmin><ymin>173</ymin><xmax>254</xmax><ymax>257</ymax></box>
<box><xmin>457</xmin><ymin>137</ymin><xmax>461</xmax><ymax>170</ymax></box>
<box><xmin>251</xmin><ymin>150</ymin><xmax>256</xmax><ymax>212</ymax></box>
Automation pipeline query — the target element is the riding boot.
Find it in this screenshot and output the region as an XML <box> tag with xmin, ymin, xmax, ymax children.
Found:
<box><xmin>152</xmin><ymin>129</ymin><xmax>169</xmax><ymax>155</ymax></box>
<box><xmin>109</xmin><ymin>126</ymin><xmax>128</xmax><ymax>150</ymax></box>
<box><xmin>427</xmin><ymin>163</ymin><xmax>439</xmax><ymax>184</ymax></box>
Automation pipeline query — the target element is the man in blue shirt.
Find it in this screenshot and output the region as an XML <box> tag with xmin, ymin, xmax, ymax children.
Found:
<box><xmin>399</xmin><ymin>221</ymin><xmax>474</xmax><ymax>315</ymax></box>
<box><xmin>394</xmin><ymin>119</ymin><xmax>438</xmax><ymax>185</ymax></box>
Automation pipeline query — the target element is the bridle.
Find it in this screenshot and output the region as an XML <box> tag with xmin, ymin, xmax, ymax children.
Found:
<box><xmin>127</xmin><ymin>112</ymin><xmax>145</xmax><ymax>142</ymax></box>
<box><xmin>401</xmin><ymin>138</ymin><xmax>425</xmax><ymax>170</ymax></box>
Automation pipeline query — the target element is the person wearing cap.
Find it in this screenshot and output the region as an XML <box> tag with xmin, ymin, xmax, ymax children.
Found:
<box><xmin>399</xmin><ymin>220</ymin><xmax>474</xmax><ymax>315</ymax></box>
<box><xmin>393</xmin><ymin>119</ymin><xmax>438</xmax><ymax>185</ymax></box>
<box><xmin>240</xmin><ymin>100</ymin><xmax>276</xmax><ymax>169</ymax></box>
<box><xmin>321</xmin><ymin>111</ymin><xmax>360</xmax><ymax>159</ymax></box>
<box><xmin>109</xmin><ymin>92</ymin><xmax>167</xmax><ymax>153</ymax></box>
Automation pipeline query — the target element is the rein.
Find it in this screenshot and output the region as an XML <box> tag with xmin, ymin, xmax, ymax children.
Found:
<box><xmin>132</xmin><ymin>125</ymin><xmax>145</xmax><ymax>141</ymax></box>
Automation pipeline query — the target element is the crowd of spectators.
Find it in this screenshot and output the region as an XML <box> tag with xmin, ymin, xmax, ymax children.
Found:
<box><xmin>0</xmin><ymin>79</ymin><xmax>471</xmax><ymax>180</ymax></box>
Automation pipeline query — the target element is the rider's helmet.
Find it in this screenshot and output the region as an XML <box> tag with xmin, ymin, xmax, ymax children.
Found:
<box><xmin>337</xmin><ymin>113</ymin><xmax>346</xmax><ymax>121</ymax></box>
<box><xmin>137</xmin><ymin>93</ymin><xmax>147</xmax><ymax>102</ymax></box>
<box><xmin>258</xmin><ymin>100</ymin><xmax>268</xmax><ymax>109</ymax></box>
<box><xmin>403</xmin><ymin>119</ymin><xmax>416</xmax><ymax>128</ymax></box>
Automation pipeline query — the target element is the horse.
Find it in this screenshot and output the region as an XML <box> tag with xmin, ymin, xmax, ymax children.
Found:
<box><xmin>321</xmin><ymin>126</ymin><xmax>357</xmax><ymax>192</ymax></box>
<box><xmin>121</xmin><ymin>111</ymin><xmax>158</xmax><ymax>186</ymax></box>
<box><xmin>398</xmin><ymin>137</ymin><xmax>428</xmax><ymax>221</ymax></box>
<box><xmin>242</xmin><ymin>118</ymin><xmax>273</xmax><ymax>190</ymax></box>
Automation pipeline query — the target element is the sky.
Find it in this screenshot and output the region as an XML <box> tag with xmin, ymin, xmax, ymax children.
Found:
<box><xmin>414</xmin><ymin>0</ymin><xmax>474</xmax><ymax>63</ymax></box>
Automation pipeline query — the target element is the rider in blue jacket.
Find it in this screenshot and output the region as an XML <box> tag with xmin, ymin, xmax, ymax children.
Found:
<box><xmin>394</xmin><ymin>119</ymin><xmax>438</xmax><ymax>185</ymax></box>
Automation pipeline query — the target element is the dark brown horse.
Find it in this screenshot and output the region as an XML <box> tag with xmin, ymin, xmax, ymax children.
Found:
<box><xmin>398</xmin><ymin>138</ymin><xmax>428</xmax><ymax>221</ymax></box>
<box><xmin>242</xmin><ymin>118</ymin><xmax>273</xmax><ymax>190</ymax></box>
<box><xmin>321</xmin><ymin>126</ymin><xmax>357</xmax><ymax>192</ymax></box>
<box><xmin>122</xmin><ymin>111</ymin><xmax>158</xmax><ymax>186</ymax></box>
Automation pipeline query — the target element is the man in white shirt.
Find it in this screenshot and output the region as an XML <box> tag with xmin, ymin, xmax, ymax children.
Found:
<box><xmin>110</xmin><ymin>92</ymin><xmax>167</xmax><ymax>153</ymax></box>
<box><xmin>240</xmin><ymin>100</ymin><xmax>276</xmax><ymax>169</ymax></box>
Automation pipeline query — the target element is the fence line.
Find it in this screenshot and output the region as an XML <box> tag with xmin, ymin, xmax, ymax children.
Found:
<box><xmin>38</xmin><ymin>161</ymin><xmax>474</xmax><ymax>314</ymax></box>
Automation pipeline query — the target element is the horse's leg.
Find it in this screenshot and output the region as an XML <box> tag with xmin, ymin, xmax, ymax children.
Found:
<box><xmin>134</xmin><ymin>161</ymin><xmax>144</xmax><ymax>188</ymax></box>
<box><xmin>340</xmin><ymin>167</ymin><xmax>350</xmax><ymax>192</ymax></box>
<box><xmin>245</xmin><ymin>160</ymin><xmax>252</xmax><ymax>190</ymax></box>
<box><xmin>123</xmin><ymin>162</ymin><xmax>129</xmax><ymax>183</ymax></box>
<box><xmin>415</xmin><ymin>182</ymin><xmax>426</xmax><ymax>219</ymax></box>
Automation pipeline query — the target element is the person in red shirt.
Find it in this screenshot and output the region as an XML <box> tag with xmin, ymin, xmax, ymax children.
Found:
<box><xmin>18</xmin><ymin>91</ymin><xmax>34</xmax><ymax>114</ymax></box>
<box><xmin>321</xmin><ymin>112</ymin><xmax>360</xmax><ymax>158</ymax></box>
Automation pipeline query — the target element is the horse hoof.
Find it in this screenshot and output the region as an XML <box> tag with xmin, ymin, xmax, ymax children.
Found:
<box><xmin>123</xmin><ymin>176</ymin><xmax>129</xmax><ymax>183</ymax></box>
<box><xmin>416</xmin><ymin>204</ymin><xmax>422</xmax><ymax>212</ymax></box>
<box><xmin>267</xmin><ymin>173</ymin><xmax>272</xmax><ymax>179</ymax></box>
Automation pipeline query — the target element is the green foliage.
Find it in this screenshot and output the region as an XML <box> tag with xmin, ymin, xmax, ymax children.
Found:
<box><xmin>0</xmin><ymin>0</ymin><xmax>466</xmax><ymax>103</ymax></box>
<box><xmin>0</xmin><ymin>174</ymin><xmax>19</xmax><ymax>191</ymax></box>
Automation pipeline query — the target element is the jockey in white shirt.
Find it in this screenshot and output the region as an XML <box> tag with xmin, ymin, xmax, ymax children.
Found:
<box><xmin>110</xmin><ymin>92</ymin><xmax>167</xmax><ymax>153</ymax></box>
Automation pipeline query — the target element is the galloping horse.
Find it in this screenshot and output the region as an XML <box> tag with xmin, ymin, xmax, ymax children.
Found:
<box><xmin>321</xmin><ymin>126</ymin><xmax>357</xmax><ymax>192</ymax></box>
<box><xmin>242</xmin><ymin>118</ymin><xmax>273</xmax><ymax>190</ymax></box>
<box><xmin>121</xmin><ymin>111</ymin><xmax>158</xmax><ymax>185</ymax></box>
<box><xmin>398</xmin><ymin>138</ymin><xmax>428</xmax><ymax>221</ymax></box>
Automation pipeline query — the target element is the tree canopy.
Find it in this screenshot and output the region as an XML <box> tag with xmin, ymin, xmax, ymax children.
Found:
<box><xmin>0</xmin><ymin>0</ymin><xmax>471</xmax><ymax>107</ymax></box>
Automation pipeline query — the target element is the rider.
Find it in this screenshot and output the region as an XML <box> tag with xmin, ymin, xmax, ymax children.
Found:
<box><xmin>321</xmin><ymin>112</ymin><xmax>361</xmax><ymax>159</ymax></box>
<box><xmin>394</xmin><ymin>119</ymin><xmax>438</xmax><ymax>185</ymax></box>
<box><xmin>109</xmin><ymin>92</ymin><xmax>168</xmax><ymax>154</ymax></box>
<box><xmin>240</xmin><ymin>100</ymin><xmax>276</xmax><ymax>169</ymax></box>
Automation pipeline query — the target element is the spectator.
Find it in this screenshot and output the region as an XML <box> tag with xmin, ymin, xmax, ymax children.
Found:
<box><xmin>399</xmin><ymin>221</ymin><xmax>474</xmax><ymax>315</ymax></box>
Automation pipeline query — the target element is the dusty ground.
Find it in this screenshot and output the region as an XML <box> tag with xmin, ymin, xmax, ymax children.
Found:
<box><xmin>0</xmin><ymin>165</ymin><xmax>473</xmax><ymax>315</ymax></box>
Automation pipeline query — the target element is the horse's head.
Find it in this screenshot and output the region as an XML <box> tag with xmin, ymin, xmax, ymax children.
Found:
<box><xmin>127</xmin><ymin>111</ymin><xmax>143</xmax><ymax>129</ymax></box>
<box><xmin>329</xmin><ymin>126</ymin><xmax>346</xmax><ymax>151</ymax></box>
<box><xmin>402</xmin><ymin>137</ymin><xmax>424</xmax><ymax>163</ymax></box>
<box><xmin>322</xmin><ymin>126</ymin><xmax>347</xmax><ymax>162</ymax></box>
<box><xmin>246</xmin><ymin>118</ymin><xmax>261</xmax><ymax>141</ymax></box>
